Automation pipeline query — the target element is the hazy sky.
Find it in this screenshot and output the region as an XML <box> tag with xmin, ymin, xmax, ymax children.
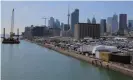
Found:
<box><xmin>1</xmin><ymin>1</ymin><xmax>133</xmax><ymax>34</ymax></box>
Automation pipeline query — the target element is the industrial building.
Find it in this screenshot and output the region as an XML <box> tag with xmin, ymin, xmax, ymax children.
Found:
<box><xmin>24</xmin><ymin>26</ymin><xmax>33</xmax><ymax>39</ymax></box>
<box><xmin>32</xmin><ymin>26</ymin><xmax>49</xmax><ymax>37</ymax></box>
<box><xmin>74</xmin><ymin>23</ymin><xmax>100</xmax><ymax>40</ymax></box>
<box><xmin>24</xmin><ymin>25</ymin><xmax>50</xmax><ymax>39</ymax></box>
<box><xmin>49</xmin><ymin>28</ymin><xmax>61</xmax><ymax>36</ymax></box>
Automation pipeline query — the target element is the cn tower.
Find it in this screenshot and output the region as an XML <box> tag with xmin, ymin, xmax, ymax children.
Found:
<box><xmin>67</xmin><ymin>5</ymin><xmax>70</xmax><ymax>29</ymax></box>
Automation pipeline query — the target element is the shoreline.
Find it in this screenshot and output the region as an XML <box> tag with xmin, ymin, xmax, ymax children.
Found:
<box><xmin>26</xmin><ymin>40</ymin><xmax>133</xmax><ymax>78</ymax></box>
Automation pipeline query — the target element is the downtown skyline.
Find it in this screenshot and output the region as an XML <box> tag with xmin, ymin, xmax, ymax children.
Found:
<box><xmin>1</xmin><ymin>1</ymin><xmax>133</xmax><ymax>34</ymax></box>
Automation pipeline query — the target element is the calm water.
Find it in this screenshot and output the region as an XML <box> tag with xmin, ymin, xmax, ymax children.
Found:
<box><xmin>1</xmin><ymin>40</ymin><xmax>133</xmax><ymax>80</ymax></box>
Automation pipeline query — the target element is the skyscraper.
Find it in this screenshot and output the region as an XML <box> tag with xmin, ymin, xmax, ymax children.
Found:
<box><xmin>71</xmin><ymin>9</ymin><xmax>79</xmax><ymax>36</ymax></box>
<box><xmin>100</xmin><ymin>19</ymin><xmax>106</xmax><ymax>36</ymax></box>
<box><xmin>87</xmin><ymin>18</ymin><xmax>91</xmax><ymax>23</ymax></box>
<box><xmin>63</xmin><ymin>24</ymin><xmax>70</xmax><ymax>31</ymax></box>
<box><xmin>49</xmin><ymin>17</ymin><xmax>55</xmax><ymax>28</ymax></box>
<box><xmin>92</xmin><ymin>17</ymin><xmax>96</xmax><ymax>24</ymax></box>
<box><xmin>112</xmin><ymin>14</ymin><xmax>118</xmax><ymax>34</ymax></box>
<box><xmin>107</xmin><ymin>17</ymin><xmax>113</xmax><ymax>34</ymax></box>
<box><xmin>60</xmin><ymin>22</ymin><xmax>64</xmax><ymax>36</ymax></box>
<box><xmin>55</xmin><ymin>19</ymin><xmax>60</xmax><ymax>28</ymax></box>
<box><xmin>119</xmin><ymin>14</ymin><xmax>127</xmax><ymax>35</ymax></box>
<box><xmin>48</xmin><ymin>20</ymin><xmax>50</xmax><ymax>28</ymax></box>
<box><xmin>60</xmin><ymin>23</ymin><xmax>64</xmax><ymax>30</ymax></box>
<box><xmin>128</xmin><ymin>20</ymin><xmax>133</xmax><ymax>30</ymax></box>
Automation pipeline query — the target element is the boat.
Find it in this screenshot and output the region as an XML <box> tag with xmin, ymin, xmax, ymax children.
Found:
<box><xmin>2</xmin><ymin>38</ymin><xmax>20</xmax><ymax>44</ymax></box>
<box><xmin>2</xmin><ymin>9</ymin><xmax>20</xmax><ymax>44</ymax></box>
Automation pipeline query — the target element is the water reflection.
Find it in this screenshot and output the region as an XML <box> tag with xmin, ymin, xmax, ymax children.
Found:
<box><xmin>96</xmin><ymin>64</ymin><xmax>133</xmax><ymax>80</ymax></box>
<box><xmin>1</xmin><ymin>43</ymin><xmax>5</xmax><ymax>53</ymax></box>
<box><xmin>80</xmin><ymin>61</ymin><xmax>89</xmax><ymax>68</ymax></box>
<box><xmin>9</xmin><ymin>44</ymin><xmax>13</xmax><ymax>61</ymax></box>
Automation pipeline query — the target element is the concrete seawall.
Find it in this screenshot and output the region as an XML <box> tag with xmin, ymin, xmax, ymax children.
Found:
<box><xmin>28</xmin><ymin>40</ymin><xmax>133</xmax><ymax>78</ymax></box>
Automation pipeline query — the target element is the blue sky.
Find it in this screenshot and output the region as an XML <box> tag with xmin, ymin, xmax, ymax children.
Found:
<box><xmin>1</xmin><ymin>1</ymin><xmax>133</xmax><ymax>34</ymax></box>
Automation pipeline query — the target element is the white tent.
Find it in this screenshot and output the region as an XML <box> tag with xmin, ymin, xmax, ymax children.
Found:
<box><xmin>92</xmin><ymin>45</ymin><xmax>106</xmax><ymax>54</ymax></box>
<box><xmin>105</xmin><ymin>46</ymin><xmax>118</xmax><ymax>52</ymax></box>
<box><xmin>92</xmin><ymin>45</ymin><xmax>118</xmax><ymax>54</ymax></box>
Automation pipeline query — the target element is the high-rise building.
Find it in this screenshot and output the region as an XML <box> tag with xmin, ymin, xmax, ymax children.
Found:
<box><xmin>60</xmin><ymin>23</ymin><xmax>64</xmax><ymax>30</ymax></box>
<box><xmin>48</xmin><ymin>20</ymin><xmax>50</xmax><ymax>28</ymax></box>
<box><xmin>112</xmin><ymin>14</ymin><xmax>118</xmax><ymax>34</ymax></box>
<box><xmin>119</xmin><ymin>14</ymin><xmax>127</xmax><ymax>35</ymax></box>
<box><xmin>63</xmin><ymin>24</ymin><xmax>70</xmax><ymax>31</ymax></box>
<box><xmin>107</xmin><ymin>17</ymin><xmax>113</xmax><ymax>34</ymax></box>
<box><xmin>128</xmin><ymin>20</ymin><xmax>133</xmax><ymax>30</ymax></box>
<box><xmin>87</xmin><ymin>18</ymin><xmax>91</xmax><ymax>23</ymax></box>
<box><xmin>92</xmin><ymin>17</ymin><xmax>96</xmax><ymax>24</ymax></box>
<box><xmin>71</xmin><ymin>9</ymin><xmax>79</xmax><ymax>36</ymax></box>
<box><xmin>55</xmin><ymin>19</ymin><xmax>60</xmax><ymax>28</ymax></box>
<box><xmin>100</xmin><ymin>19</ymin><xmax>106</xmax><ymax>36</ymax></box>
<box><xmin>74</xmin><ymin>23</ymin><xmax>100</xmax><ymax>40</ymax></box>
<box><xmin>49</xmin><ymin>17</ymin><xmax>55</xmax><ymax>28</ymax></box>
<box><xmin>60</xmin><ymin>24</ymin><xmax>71</xmax><ymax>37</ymax></box>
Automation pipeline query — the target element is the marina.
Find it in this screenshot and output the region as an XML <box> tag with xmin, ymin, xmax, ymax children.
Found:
<box><xmin>1</xmin><ymin>40</ymin><xmax>133</xmax><ymax>80</ymax></box>
<box><xmin>28</xmin><ymin>36</ymin><xmax>133</xmax><ymax>77</ymax></box>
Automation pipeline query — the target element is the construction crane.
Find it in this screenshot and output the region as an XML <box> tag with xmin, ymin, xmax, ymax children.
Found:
<box><xmin>42</xmin><ymin>17</ymin><xmax>49</xmax><ymax>26</ymax></box>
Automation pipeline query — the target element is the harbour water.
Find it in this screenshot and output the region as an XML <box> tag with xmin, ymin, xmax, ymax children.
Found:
<box><xmin>1</xmin><ymin>40</ymin><xmax>133</xmax><ymax>80</ymax></box>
